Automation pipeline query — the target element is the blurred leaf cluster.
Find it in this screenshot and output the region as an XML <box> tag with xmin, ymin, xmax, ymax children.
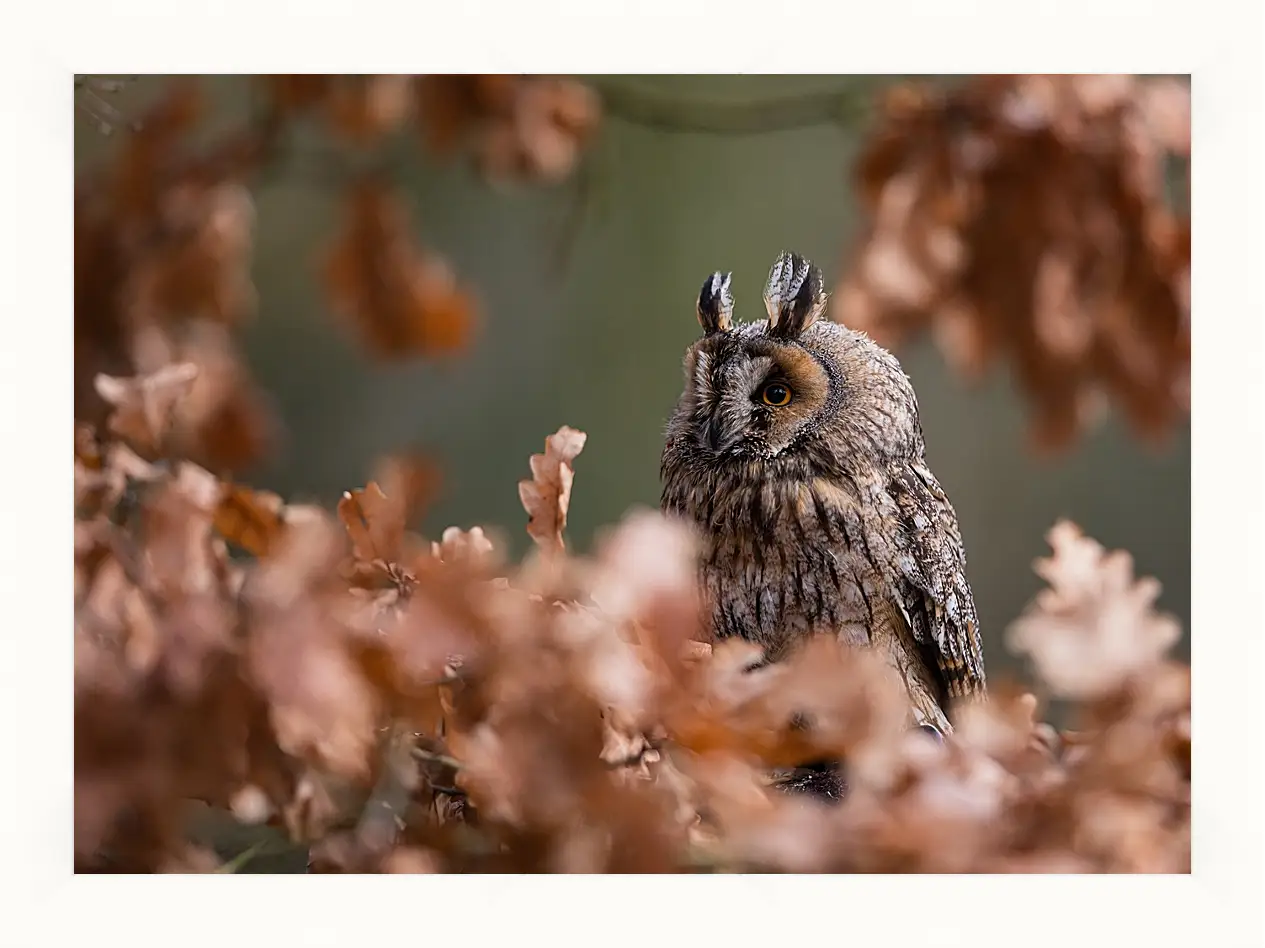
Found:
<box><xmin>836</xmin><ymin>74</ymin><xmax>1190</xmax><ymax>450</ymax></box>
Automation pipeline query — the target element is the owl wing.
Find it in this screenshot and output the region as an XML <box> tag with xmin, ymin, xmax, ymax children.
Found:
<box><xmin>885</xmin><ymin>460</ymin><xmax>987</xmax><ymax>701</ymax></box>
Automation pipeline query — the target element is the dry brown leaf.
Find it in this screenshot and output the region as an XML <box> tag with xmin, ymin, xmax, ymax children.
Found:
<box><xmin>837</xmin><ymin>74</ymin><xmax>1190</xmax><ymax>451</ymax></box>
<box><xmin>682</xmin><ymin>640</ymin><xmax>713</xmax><ymax>664</ymax></box>
<box><xmin>374</xmin><ymin>455</ymin><xmax>441</xmax><ymax>530</ymax></box>
<box><xmin>1006</xmin><ymin>520</ymin><xmax>1182</xmax><ymax>699</ymax></box>
<box><xmin>323</xmin><ymin>182</ymin><xmax>477</xmax><ymax>360</ymax></box>
<box><xmin>325</xmin><ymin>75</ymin><xmax>414</xmax><ymax>145</ymax></box>
<box><xmin>518</xmin><ymin>425</ymin><xmax>587</xmax><ymax>554</ymax></box>
<box><xmin>74</xmin><ymin>420</ymin><xmax>1190</xmax><ymax>872</ymax></box>
<box><xmin>415</xmin><ymin>75</ymin><xmax>600</xmax><ymax>183</ymax></box>
<box><xmin>431</xmin><ymin>525</ymin><xmax>497</xmax><ymax>566</ymax></box>
<box><xmin>263</xmin><ymin>75</ymin><xmax>332</xmax><ymax>114</ymax></box>
<box><xmin>133</xmin><ymin>183</ymin><xmax>257</xmax><ymax>329</ymax></box>
<box><xmin>94</xmin><ymin>363</ymin><xmax>200</xmax><ymax>456</ymax></box>
<box><xmin>381</xmin><ymin>846</ymin><xmax>442</xmax><ymax>873</ymax></box>
<box><xmin>75</xmin><ymin>421</ymin><xmax>105</xmax><ymax>471</ymax></box>
<box><xmin>338</xmin><ymin>482</ymin><xmax>401</xmax><ymax>566</ymax></box>
<box><xmin>337</xmin><ymin>457</ymin><xmax>437</xmax><ymax>574</ymax></box>
<box><xmin>75</xmin><ymin>78</ymin><xmax>274</xmax><ymax>449</ymax></box>
<box><xmin>123</xmin><ymin>321</ymin><xmax>276</xmax><ymax>474</ymax></box>
<box><xmin>215</xmin><ymin>484</ymin><xmax>286</xmax><ymax>557</ymax></box>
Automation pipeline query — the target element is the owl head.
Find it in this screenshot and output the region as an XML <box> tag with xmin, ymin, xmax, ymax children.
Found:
<box><xmin>663</xmin><ymin>252</ymin><xmax>925</xmax><ymax>477</ymax></box>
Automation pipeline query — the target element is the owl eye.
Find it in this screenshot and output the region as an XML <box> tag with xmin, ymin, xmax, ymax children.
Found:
<box><xmin>760</xmin><ymin>382</ymin><xmax>793</xmax><ymax>407</ymax></box>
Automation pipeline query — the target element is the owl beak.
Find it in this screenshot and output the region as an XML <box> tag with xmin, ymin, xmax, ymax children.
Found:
<box><xmin>704</xmin><ymin>416</ymin><xmax>739</xmax><ymax>454</ymax></box>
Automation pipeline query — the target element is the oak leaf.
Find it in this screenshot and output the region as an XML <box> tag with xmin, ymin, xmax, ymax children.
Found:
<box><xmin>837</xmin><ymin>75</ymin><xmax>1190</xmax><ymax>451</ymax></box>
<box><xmin>337</xmin><ymin>457</ymin><xmax>438</xmax><ymax>570</ymax></box>
<box><xmin>339</xmin><ymin>482</ymin><xmax>401</xmax><ymax>567</ymax></box>
<box><xmin>323</xmin><ymin>182</ymin><xmax>477</xmax><ymax>360</ymax></box>
<box><xmin>518</xmin><ymin>425</ymin><xmax>587</xmax><ymax>554</ymax></box>
<box><xmin>94</xmin><ymin>363</ymin><xmax>199</xmax><ymax>456</ymax></box>
<box><xmin>1006</xmin><ymin>520</ymin><xmax>1182</xmax><ymax>699</ymax></box>
<box><xmin>215</xmin><ymin>484</ymin><xmax>287</xmax><ymax>557</ymax></box>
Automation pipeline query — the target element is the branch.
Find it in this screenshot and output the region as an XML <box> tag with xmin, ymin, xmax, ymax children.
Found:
<box><xmin>588</xmin><ymin>77</ymin><xmax>884</xmax><ymax>135</ymax></box>
<box><xmin>352</xmin><ymin>725</ymin><xmax>418</xmax><ymax>851</ymax></box>
<box><xmin>74</xmin><ymin>76</ymin><xmax>142</xmax><ymax>136</ymax></box>
<box><xmin>412</xmin><ymin>746</ymin><xmax>463</xmax><ymax>770</ymax></box>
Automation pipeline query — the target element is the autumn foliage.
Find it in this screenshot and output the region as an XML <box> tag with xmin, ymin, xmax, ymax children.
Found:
<box><xmin>836</xmin><ymin>74</ymin><xmax>1190</xmax><ymax>450</ymax></box>
<box><xmin>74</xmin><ymin>75</ymin><xmax>1191</xmax><ymax>873</ymax></box>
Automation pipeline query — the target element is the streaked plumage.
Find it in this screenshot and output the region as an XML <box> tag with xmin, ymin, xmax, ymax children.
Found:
<box><xmin>661</xmin><ymin>252</ymin><xmax>985</xmax><ymax>733</ymax></box>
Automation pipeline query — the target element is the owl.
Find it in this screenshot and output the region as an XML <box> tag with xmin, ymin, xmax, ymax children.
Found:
<box><xmin>660</xmin><ymin>251</ymin><xmax>986</xmax><ymax>735</ymax></box>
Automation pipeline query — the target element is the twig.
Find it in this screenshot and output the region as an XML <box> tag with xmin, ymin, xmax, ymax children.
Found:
<box><xmin>74</xmin><ymin>76</ymin><xmax>142</xmax><ymax>136</ymax></box>
<box><xmin>414</xmin><ymin>673</ymin><xmax>464</xmax><ymax>689</ymax></box>
<box><xmin>587</xmin><ymin>77</ymin><xmax>882</xmax><ymax>136</ymax></box>
<box><xmin>74</xmin><ymin>75</ymin><xmax>139</xmax><ymax>91</ymax></box>
<box><xmin>550</xmin><ymin>146</ymin><xmax>603</xmax><ymax>277</ymax></box>
<box><xmin>215</xmin><ymin>840</ymin><xmax>267</xmax><ymax>873</ymax></box>
<box><xmin>353</xmin><ymin>725</ymin><xmax>417</xmax><ymax>851</ymax></box>
<box><xmin>411</xmin><ymin>747</ymin><xmax>463</xmax><ymax>770</ymax></box>
<box><xmin>426</xmin><ymin>783</ymin><xmax>465</xmax><ymax>797</ymax></box>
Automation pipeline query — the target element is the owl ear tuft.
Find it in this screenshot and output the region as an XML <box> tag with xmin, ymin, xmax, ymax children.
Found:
<box><xmin>697</xmin><ymin>271</ymin><xmax>735</xmax><ymax>334</ymax></box>
<box><xmin>764</xmin><ymin>251</ymin><xmax>827</xmax><ymax>339</ymax></box>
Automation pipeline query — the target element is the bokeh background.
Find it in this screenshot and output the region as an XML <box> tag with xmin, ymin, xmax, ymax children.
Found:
<box><xmin>74</xmin><ymin>74</ymin><xmax>1191</xmax><ymax>685</ymax></box>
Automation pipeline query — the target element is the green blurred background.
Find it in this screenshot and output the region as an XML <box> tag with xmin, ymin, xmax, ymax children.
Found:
<box><xmin>75</xmin><ymin>75</ymin><xmax>1191</xmax><ymax>683</ymax></box>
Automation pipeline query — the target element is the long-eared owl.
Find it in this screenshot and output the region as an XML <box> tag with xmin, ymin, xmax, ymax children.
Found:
<box><xmin>660</xmin><ymin>251</ymin><xmax>986</xmax><ymax>734</ymax></box>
